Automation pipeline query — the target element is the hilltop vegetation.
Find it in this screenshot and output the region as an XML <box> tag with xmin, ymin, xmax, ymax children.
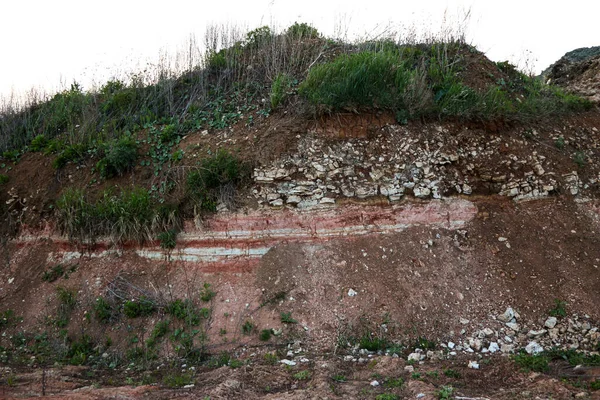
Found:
<box><xmin>0</xmin><ymin>23</ymin><xmax>595</xmax><ymax>241</ymax></box>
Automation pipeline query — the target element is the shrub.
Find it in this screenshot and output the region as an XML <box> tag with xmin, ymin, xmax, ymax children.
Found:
<box><xmin>41</xmin><ymin>264</ymin><xmax>65</xmax><ymax>282</ymax></box>
<box><xmin>270</xmin><ymin>73</ymin><xmax>293</xmax><ymax>109</ymax></box>
<box><xmin>29</xmin><ymin>134</ymin><xmax>49</xmax><ymax>152</ymax></box>
<box><xmin>165</xmin><ymin>299</ymin><xmax>204</xmax><ymax>326</ymax></box>
<box><xmin>2</xmin><ymin>150</ymin><xmax>20</xmax><ymax>162</ymax></box>
<box><xmin>96</xmin><ymin>136</ymin><xmax>138</xmax><ymax>178</ymax></box>
<box><xmin>549</xmin><ymin>299</ymin><xmax>567</xmax><ymax>318</ymax></box>
<box><xmin>286</xmin><ymin>22</ymin><xmax>319</xmax><ymax>39</ymax></box>
<box><xmin>259</xmin><ymin>329</ymin><xmax>272</xmax><ymax>341</ymax></box>
<box><xmin>55</xmin><ymin>286</ymin><xmax>77</xmax><ymax>327</ymax></box>
<box><xmin>158</xmin><ymin>230</ymin><xmax>177</xmax><ymax>249</ymax></box>
<box><xmin>123</xmin><ymin>296</ymin><xmax>156</xmax><ymax>318</ymax></box>
<box><xmin>293</xmin><ymin>370</ymin><xmax>311</xmax><ymax>380</ymax></box>
<box><xmin>280</xmin><ymin>312</ymin><xmax>297</xmax><ymax>324</ymax></box>
<box><xmin>299</xmin><ymin>51</ymin><xmax>408</xmax><ymax>111</ymax></box>
<box><xmin>0</xmin><ymin>174</ymin><xmax>8</xmax><ymax>185</ymax></box>
<box><xmin>242</xmin><ymin>320</ymin><xmax>255</xmax><ymax>335</ymax></box>
<box><xmin>94</xmin><ymin>297</ymin><xmax>113</xmax><ymax>323</ymax></box>
<box><xmin>53</xmin><ymin>143</ymin><xmax>88</xmax><ymax>169</ymax></box>
<box><xmin>186</xmin><ymin>150</ymin><xmax>245</xmax><ymax>211</ymax></box>
<box><xmin>200</xmin><ymin>283</ymin><xmax>216</xmax><ymax>302</ymax></box>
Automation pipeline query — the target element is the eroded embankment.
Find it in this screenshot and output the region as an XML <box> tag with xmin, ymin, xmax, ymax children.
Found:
<box><xmin>15</xmin><ymin>199</ymin><xmax>476</xmax><ymax>267</ymax></box>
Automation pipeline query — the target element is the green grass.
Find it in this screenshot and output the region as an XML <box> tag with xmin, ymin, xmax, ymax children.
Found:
<box><xmin>56</xmin><ymin>187</ymin><xmax>179</xmax><ymax>243</ymax></box>
<box><xmin>0</xmin><ymin>174</ymin><xmax>9</xmax><ymax>185</ymax></box>
<box><xmin>0</xmin><ymin>23</ymin><xmax>591</xmax><ymax>157</ymax></box>
<box><xmin>293</xmin><ymin>370</ymin><xmax>311</xmax><ymax>380</ymax></box>
<box><xmin>157</xmin><ymin>229</ymin><xmax>177</xmax><ymax>249</ymax></box>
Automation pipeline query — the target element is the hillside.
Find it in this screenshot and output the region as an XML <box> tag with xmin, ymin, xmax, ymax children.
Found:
<box><xmin>0</xmin><ymin>25</ymin><xmax>599</xmax><ymax>399</ymax></box>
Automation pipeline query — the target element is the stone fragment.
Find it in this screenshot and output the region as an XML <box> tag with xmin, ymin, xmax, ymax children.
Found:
<box><xmin>545</xmin><ymin>317</ymin><xmax>558</xmax><ymax>329</ymax></box>
<box><xmin>525</xmin><ymin>342</ymin><xmax>544</xmax><ymax>355</ymax></box>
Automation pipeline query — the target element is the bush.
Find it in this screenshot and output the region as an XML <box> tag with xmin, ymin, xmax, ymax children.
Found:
<box><xmin>53</xmin><ymin>143</ymin><xmax>88</xmax><ymax>169</ymax></box>
<box><xmin>259</xmin><ymin>329</ymin><xmax>272</xmax><ymax>341</ymax></box>
<box><xmin>29</xmin><ymin>135</ymin><xmax>49</xmax><ymax>152</ymax></box>
<box><xmin>286</xmin><ymin>22</ymin><xmax>319</xmax><ymax>39</ymax></box>
<box><xmin>0</xmin><ymin>174</ymin><xmax>8</xmax><ymax>185</ymax></box>
<box><xmin>359</xmin><ymin>335</ymin><xmax>387</xmax><ymax>351</ymax></box>
<box><xmin>165</xmin><ymin>299</ymin><xmax>205</xmax><ymax>326</ymax></box>
<box><xmin>41</xmin><ymin>264</ymin><xmax>65</xmax><ymax>282</ymax></box>
<box><xmin>123</xmin><ymin>296</ymin><xmax>156</xmax><ymax>318</ymax></box>
<box><xmin>96</xmin><ymin>136</ymin><xmax>138</xmax><ymax>178</ymax></box>
<box><xmin>94</xmin><ymin>297</ymin><xmax>113</xmax><ymax>323</ymax></box>
<box><xmin>199</xmin><ymin>283</ymin><xmax>216</xmax><ymax>302</ymax></box>
<box><xmin>157</xmin><ymin>230</ymin><xmax>177</xmax><ymax>249</ymax></box>
<box><xmin>270</xmin><ymin>73</ymin><xmax>293</xmax><ymax>109</ymax></box>
<box><xmin>280</xmin><ymin>312</ymin><xmax>297</xmax><ymax>324</ymax></box>
<box><xmin>186</xmin><ymin>150</ymin><xmax>245</xmax><ymax>211</ymax></box>
<box><xmin>242</xmin><ymin>320</ymin><xmax>255</xmax><ymax>335</ymax></box>
<box><xmin>299</xmin><ymin>51</ymin><xmax>408</xmax><ymax>111</ymax></box>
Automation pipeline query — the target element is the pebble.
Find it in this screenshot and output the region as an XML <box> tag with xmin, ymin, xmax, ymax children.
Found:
<box><xmin>347</xmin><ymin>289</ymin><xmax>357</xmax><ymax>297</ymax></box>
<box><xmin>280</xmin><ymin>360</ymin><xmax>297</xmax><ymax>366</ymax></box>
<box><xmin>545</xmin><ymin>317</ymin><xmax>558</xmax><ymax>329</ymax></box>
<box><xmin>370</xmin><ymin>380</ymin><xmax>380</xmax><ymax>387</ymax></box>
<box><xmin>468</xmin><ymin>361</ymin><xmax>480</xmax><ymax>369</ymax></box>
<box><xmin>525</xmin><ymin>342</ymin><xmax>544</xmax><ymax>355</ymax></box>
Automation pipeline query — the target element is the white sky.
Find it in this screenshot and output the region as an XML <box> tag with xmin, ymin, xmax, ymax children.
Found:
<box><xmin>1</xmin><ymin>0</ymin><xmax>599</xmax><ymax>100</ymax></box>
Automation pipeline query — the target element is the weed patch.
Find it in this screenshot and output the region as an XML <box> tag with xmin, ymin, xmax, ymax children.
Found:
<box><xmin>123</xmin><ymin>296</ymin><xmax>156</xmax><ymax>318</ymax></box>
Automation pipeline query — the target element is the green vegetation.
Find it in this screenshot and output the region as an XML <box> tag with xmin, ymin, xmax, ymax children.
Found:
<box><xmin>94</xmin><ymin>296</ymin><xmax>113</xmax><ymax>323</ymax></box>
<box><xmin>96</xmin><ymin>136</ymin><xmax>138</xmax><ymax>178</ymax></box>
<box><xmin>549</xmin><ymin>299</ymin><xmax>567</xmax><ymax>318</ymax></box>
<box><xmin>242</xmin><ymin>320</ymin><xmax>255</xmax><ymax>335</ymax></box>
<box><xmin>157</xmin><ymin>229</ymin><xmax>177</xmax><ymax>249</ymax></box>
<box><xmin>199</xmin><ymin>283</ymin><xmax>216</xmax><ymax>302</ymax></box>
<box><xmin>270</xmin><ymin>73</ymin><xmax>294</xmax><ymax>109</ymax></box>
<box><xmin>41</xmin><ymin>264</ymin><xmax>65</xmax><ymax>282</ymax></box>
<box><xmin>280</xmin><ymin>311</ymin><xmax>297</xmax><ymax>324</ymax></box>
<box><xmin>376</xmin><ymin>395</ymin><xmax>399</xmax><ymax>400</ymax></box>
<box><xmin>513</xmin><ymin>349</ymin><xmax>600</xmax><ymax>373</ymax></box>
<box><xmin>438</xmin><ymin>385</ymin><xmax>454</xmax><ymax>399</ymax></box>
<box><xmin>186</xmin><ymin>149</ymin><xmax>246</xmax><ymax>212</ymax></box>
<box><xmin>259</xmin><ymin>329</ymin><xmax>272</xmax><ymax>341</ymax></box>
<box><xmin>163</xmin><ymin>372</ymin><xmax>194</xmax><ymax>388</ymax></box>
<box><xmin>0</xmin><ymin>309</ymin><xmax>20</xmax><ymax>328</ymax></box>
<box><xmin>122</xmin><ymin>296</ymin><xmax>156</xmax><ymax>318</ymax></box>
<box><xmin>359</xmin><ymin>335</ymin><xmax>388</xmax><ymax>351</ymax></box>
<box><xmin>443</xmin><ymin>368</ymin><xmax>461</xmax><ymax>379</ymax></box>
<box><xmin>383</xmin><ymin>377</ymin><xmax>404</xmax><ymax>388</ymax></box>
<box><xmin>55</xmin><ymin>286</ymin><xmax>77</xmax><ymax>327</ymax></box>
<box><xmin>165</xmin><ymin>299</ymin><xmax>207</xmax><ymax>326</ymax></box>
<box><xmin>0</xmin><ymin>174</ymin><xmax>8</xmax><ymax>185</ymax></box>
<box><xmin>293</xmin><ymin>370</ymin><xmax>311</xmax><ymax>380</ymax></box>
<box><xmin>56</xmin><ymin>187</ymin><xmax>179</xmax><ymax>243</ymax></box>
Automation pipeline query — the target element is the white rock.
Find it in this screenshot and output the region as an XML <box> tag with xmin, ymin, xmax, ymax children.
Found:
<box><xmin>370</xmin><ymin>380</ymin><xmax>380</xmax><ymax>387</ymax></box>
<box><xmin>545</xmin><ymin>317</ymin><xmax>558</xmax><ymax>329</ymax></box>
<box><xmin>468</xmin><ymin>361</ymin><xmax>480</xmax><ymax>369</ymax></box>
<box><xmin>506</xmin><ymin>322</ymin><xmax>520</xmax><ymax>332</ymax></box>
<box><xmin>183</xmin><ymin>384</ymin><xmax>195</xmax><ymax>389</ymax></box>
<box><xmin>280</xmin><ymin>359</ymin><xmax>297</xmax><ymax>366</ymax></box>
<box><xmin>488</xmin><ymin>342</ymin><xmax>500</xmax><ymax>353</ymax></box>
<box><xmin>347</xmin><ymin>289</ymin><xmax>357</xmax><ymax>297</ymax></box>
<box><xmin>408</xmin><ymin>352</ymin><xmax>424</xmax><ymax>362</ymax></box>
<box><xmin>498</xmin><ymin>307</ymin><xmax>515</xmax><ymax>322</ymax></box>
<box><xmin>483</xmin><ymin>328</ymin><xmax>494</xmax><ymax>337</ymax></box>
<box><xmin>404</xmin><ymin>365</ymin><xmax>414</xmax><ymax>372</ymax></box>
<box><xmin>525</xmin><ymin>342</ymin><xmax>544</xmax><ymax>355</ymax></box>
<box><xmin>447</xmin><ymin>342</ymin><xmax>455</xmax><ymax>349</ymax></box>
<box><xmin>460</xmin><ymin>318</ymin><xmax>470</xmax><ymax>325</ymax></box>
<box><xmin>527</xmin><ymin>329</ymin><xmax>547</xmax><ymax>338</ymax></box>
